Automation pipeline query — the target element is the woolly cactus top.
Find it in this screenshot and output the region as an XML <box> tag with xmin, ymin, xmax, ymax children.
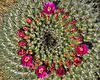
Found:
<box><xmin>0</xmin><ymin>0</ymin><xmax>99</xmax><ymax>80</ymax></box>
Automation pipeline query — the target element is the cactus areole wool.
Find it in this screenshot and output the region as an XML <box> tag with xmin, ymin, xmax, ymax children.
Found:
<box><xmin>16</xmin><ymin>1</ymin><xmax>90</xmax><ymax>79</ymax></box>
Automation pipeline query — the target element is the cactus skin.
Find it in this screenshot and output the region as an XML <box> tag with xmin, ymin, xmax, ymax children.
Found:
<box><xmin>0</xmin><ymin>0</ymin><xmax>99</xmax><ymax>80</ymax></box>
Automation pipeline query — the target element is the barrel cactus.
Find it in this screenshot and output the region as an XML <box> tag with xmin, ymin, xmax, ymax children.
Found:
<box><xmin>0</xmin><ymin>0</ymin><xmax>99</xmax><ymax>80</ymax></box>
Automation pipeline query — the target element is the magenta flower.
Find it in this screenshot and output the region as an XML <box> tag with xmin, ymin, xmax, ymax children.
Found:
<box><xmin>35</xmin><ymin>65</ymin><xmax>47</xmax><ymax>79</ymax></box>
<box><xmin>73</xmin><ymin>57</ymin><xmax>81</xmax><ymax>66</ymax></box>
<box><xmin>16</xmin><ymin>30</ymin><xmax>25</xmax><ymax>37</ymax></box>
<box><xmin>75</xmin><ymin>44</ymin><xmax>88</xmax><ymax>55</ymax></box>
<box><xmin>18</xmin><ymin>40</ymin><xmax>26</xmax><ymax>47</ymax></box>
<box><xmin>56</xmin><ymin>67</ymin><xmax>65</xmax><ymax>76</ymax></box>
<box><xmin>42</xmin><ymin>1</ymin><xmax>55</xmax><ymax>14</ymax></box>
<box><xmin>17</xmin><ymin>48</ymin><xmax>26</xmax><ymax>55</ymax></box>
<box><xmin>20</xmin><ymin>54</ymin><xmax>32</xmax><ymax>67</ymax></box>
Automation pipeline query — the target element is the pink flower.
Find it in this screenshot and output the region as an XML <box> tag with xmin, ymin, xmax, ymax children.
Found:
<box><xmin>75</xmin><ymin>36</ymin><xmax>82</xmax><ymax>41</ymax></box>
<box><xmin>42</xmin><ymin>1</ymin><xmax>55</xmax><ymax>14</ymax></box>
<box><xmin>17</xmin><ymin>48</ymin><xmax>26</xmax><ymax>55</ymax></box>
<box><xmin>69</xmin><ymin>19</ymin><xmax>77</xmax><ymax>24</ymax></box>
<box><xmin>73</xmin><ymin>57</ymin><xmax>81</xmax><ymax>66</ymax></box>
<box><xmin>56</xmin><ymin>67</ymin><xmax>65</xmax><ymax>76</ymax></box>
<box><xmin>20</xmin><ymin>54</ymin><xmax>32</xmax><ymax>67</ymax></box>
<box><xmin>75</xmin><ymin>44</ymin><xmax>88</xmax><ymax>55</ymax></box>
<box><xmin>26</xmin><ymin>17</ymin><xmax>32</xmax><ymax>23</ymax></box>
<box><xmin>35</xmin><ymin>65</ymin><xmax>47</xmax><ymax>79</ymax></box>
<box><xmin>16</xmin><ymin>30</ymin><xmax>25</xmax><ymax>37</ymax></box>
<box><xmin>18</xmin><ymin>40</ymin><xmax>26</xmax><ymax>47</ymax></box>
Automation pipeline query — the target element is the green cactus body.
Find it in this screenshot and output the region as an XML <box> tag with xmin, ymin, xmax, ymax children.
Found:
<box><xmin>0</xmin><ymin>0</ymin><xmax>99</xmax><ymax>80</ymax></box>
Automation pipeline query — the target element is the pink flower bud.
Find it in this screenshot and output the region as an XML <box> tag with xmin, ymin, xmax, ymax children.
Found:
<box><xmin>39</xmin><ymin>12</ymin><xmax>43</xmax><ymax>18</ymax></box>
<box><xmin>70</xmin><ymin>27</ymin><xmax>77</xmax><ymax>32</ymax></box>
<box><xmin>29</xmin><ymin>64</ymin><xmax>35</xmax><ymax>69</ymax></box>
<box><xmin>23</xmin><ymin>26</ymin><xmax>29</xmax><ymax>31</ymax></box>
<box><xmin>63</xmin><ymin>21</ymin><xmax>69</xmax><ymax>26</ymax></box>
<box><xmin>73</xmin><ymin>57</ymin><xmax>81</xmax><ymax>66</ymax></box>
<box><xmin>18</xmin><ymin>40</ymin><xmax>26</xmax><ymax>47</ymax></box>
<box><xmin>49</xmin><ymin>64</ymin><xmax>55</xmax><ymax>72</ymax></box>
<box><xmin>16</xmin><ymin>30</ymin><xmax>25</xmax><ymax>37</ymax></box>
<box><xmin>56</xmin><ymin>67</ymin><xmax>65</xmax><ymax>76</ymax></box>
<box><xmin>70</xmin><ymin>52</ymin><xmax>76</xmax><ymax>56</ymax></box>
<box><xmin>66</xmin><ymin>59</ymin><xmax>72</xmax><ymax>67</ymax></box>
<box><xmin>53</xmin><ymin>12</ymin><xmax>58</xmax><ymax>18</ymax></box>
<box><xmin>69</xmin><ymin>19</ymin><xmax>77</xmax><ymax>24</ymax></box>
<box><xmin>17</xmin><ymin>48</ymin><xmax>26</xmax><ymax>55</ymax></box>
<box><xmin>75</xmin><ymin>36</ymin><xmax>82</xmax><ymax>41</ymax></box>
<box><xmin>57</xmin><ymin>8</ymin><xmax>64</xmax><ymax>13</ymax></box>
<box><xmin>24</xmin><ymin>35</ymin><xmax>31</xmax><ymax>39</ymax></box>
<box><xmin>62</xmin><ymin>13</ymin><xmax>68</xmax><ymax>19</ymax></box>
<box><xmin>26</xmin><ymin>17</ymin><xmax>32</xmax><ymax>23</ymax></box>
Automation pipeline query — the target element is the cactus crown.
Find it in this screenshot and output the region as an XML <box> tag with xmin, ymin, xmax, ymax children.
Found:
<box><xmin>0</xmin><ymin>0</ymin><xmax>99</xmax><ymax>80</ymax></box>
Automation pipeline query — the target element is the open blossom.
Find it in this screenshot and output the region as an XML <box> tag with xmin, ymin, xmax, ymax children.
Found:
<box><xmin>56</xmin><ymin>67</ymin><xmax>65</xmax><ymax>76</ymax></box>
<box><xmin>17</xmin><ymin>48</ymin><xmax>26</xmax><ymax>55</ymax></box>
<box><xmin>18</xmin><ymin>40</ymin><xmax>26</xmax><ymax>47</ymax></box>
<box><xmin>73</xmin><ymin>57</ymin><xmax>81</xmax><ymax>66</ymax></box>
<box><xmin>16</xmin><ymin>30</ymin><xmax>25</xmax><ymax>37</ymax></box>
<box><xmin>42</xmin><ymin>1</ymin><xmax>55</xmax><ymax>14</ymax></box>
<box><xmin>75</xmin><ymin>44</ymin><xmax>88</xmax><ymax>55</ymax></box>
<box><xmin>35</xmin><ymin>65</ymin><xmax>47</xmax><ymax>79</ymax></box>
<box><xmin>20</xmin><ymin>54</ymin><xmax>32</xmax><ymax>67</ymax></box>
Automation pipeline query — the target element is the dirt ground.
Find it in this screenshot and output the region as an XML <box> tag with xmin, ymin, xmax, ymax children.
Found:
<box><xmin>0</xmin><ymin>0</ymin><xmax>17</xmax><ymax>27</ymax></box>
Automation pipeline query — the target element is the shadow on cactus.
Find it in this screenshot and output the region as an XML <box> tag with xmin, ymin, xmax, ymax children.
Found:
<box><xmin>0</xmin><ymin>0</ymin><xmax>99</xmax><ymax>80</ymax></box>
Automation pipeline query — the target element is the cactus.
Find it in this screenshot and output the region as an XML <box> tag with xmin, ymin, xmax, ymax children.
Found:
<box><xmin>0</xmin><ymin>0</ymin><xmax>99</xmax><ymax>80</ymax></box>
